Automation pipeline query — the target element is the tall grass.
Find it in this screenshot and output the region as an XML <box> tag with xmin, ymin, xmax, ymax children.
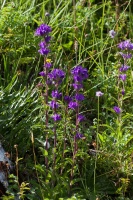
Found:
<box><xmin>0</xmin><ymin>0</ymin><xmax>133</xmax><ymax>199</ymax></box>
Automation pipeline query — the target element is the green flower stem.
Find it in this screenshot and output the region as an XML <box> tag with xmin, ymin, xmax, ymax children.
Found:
<box><xmin>61</xmin><ymin>106</ymin><xmax>68</xmax><ymax>175</ymax></box>
<box><xmin>44</xmin><ymin>58</ymin><xmax>49</xmax><ymax>169</ymax></box>
<box><xmin>94</xmin><ymin>96</ymin><xmax>100</xmax><ymax>194</ymax></box>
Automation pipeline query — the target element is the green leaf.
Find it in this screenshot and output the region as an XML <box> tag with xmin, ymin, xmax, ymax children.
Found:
<box><xmin>62</xmin><ymin>41</ymin><xmax>73</xmax><ymax>49</ymax></box>
<box><xmin>39</xmin><ymin>147</ymin><xmax>48</xmax><ymax>156</ymax></box>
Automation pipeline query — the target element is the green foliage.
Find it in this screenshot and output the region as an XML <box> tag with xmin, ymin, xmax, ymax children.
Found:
<box><xmin>0</xmin><ymin>0</ymin><xmax>133</xmax><ymax>199</ymax></box>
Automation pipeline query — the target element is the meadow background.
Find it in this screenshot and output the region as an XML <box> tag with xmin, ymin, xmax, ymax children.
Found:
<box><xmin>0</xmin><ymin>0</ymin><xmax>133</xmax><ymax>199</ymax></box>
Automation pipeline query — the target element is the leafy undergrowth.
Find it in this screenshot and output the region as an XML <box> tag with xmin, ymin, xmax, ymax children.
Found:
<box><xmin>0</xmin><ymin>0</ymin><xmax>133</xmax><ymax>199</ymax></box>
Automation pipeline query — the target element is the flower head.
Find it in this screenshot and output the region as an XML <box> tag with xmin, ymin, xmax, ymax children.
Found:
<box><xmin>68</xmin><ymin>101</ymin><xmax>78</xmax><ymax>110</ymax></box>
<box><xmin>38</xmin><ymin>47</ymin><xmax>50</xmax><ymax>55</ymax></box>
<box><xmin>39</xmin><ymin>41</ymin><xmax>47</xmax><ymax>48</ymax></box>
<box><xmin>119</xmin><ymin>52</ymin><xmax>132</xmax><ymax>60</ymax></box>
<box><xmin>48</xmin><ymin>69</ymin><xmax>65</xmax><ymax>84</ymax></box>
<box><xmin>35</xmin><ymin>24</ymin><xmax>52</xmax><ymax>36</ymax></box>
<box><xmin>49</xmin><ymin>100</ymin><xmax>59</xmax><ymax>109</ymax></box>
<box><xmin>96</xmin><ymin>91</ymin><xmax>104</xmax><ymax>97</ymax></box>
<box><xmin>109</xmin><ymin>30</ymin><xmax>116</xmax><ymax>38</ymax></box>
<box><xmin>39</xmin><ymin>71</ymin><xmax>46</xmax><ymax>77</ymax></box>
<box><xmin>52</xmin><ymin>90</ymin><xmax>62</xmax><ymax>99</ymax></box>
<box><xmin>119</xmin><ymin>74</ymin><xmax>126</xmax><ymax>81</ymax></box>
<box><xmin>44</xmin><ymin>62</ymin><xmax>52</xmax><ymax>69</ymax></box>
<box><xmin>78</xmin><ymin>114</ymin><xmax>85</xmax><ymax>122</ymax></box>
<box><xmin>119</xmin><ymin>65</ymin><xmax>130</xmax><ymax>72</ymax></box>
<box><xmin>45</xmin><ymin>35</ymin><xmax>51</xmax><ymax>43</ymax></box>
<box><xmin>75</xmin><ymin>93</ymin><xmax>85</xmax><ymax>101</ymax></box>
<box><xmin>72</xmin><ymin>83</ymin><xmax>83</xmax><ymax>90</ymax></box>
<box><xmin>52</xmin><ymin>114</ymin><xmax>61</xmax><ymax>121</ymax></box>
<box><xmin>75</xmin><ymin>132</ymin><xmax>84</xmax><ymax>139</ymax></box>
<box><xmin>113</xmin><ymin>106</ymin><xmax>121</xmax><ymax>114</ymax></box>
<box><xmin>121</xmin><ymin>89</ymin><xmax>125</xmax><ymax>95</ymax></box>
<box><xmin>118</xmin><ymin>40</ymin><xmax>133</xmax><ymax>50</ymax></box>
<box><xmin>64</xmin><ymin>95</ymin><xmax>72</xmax><ymax>104</ymax></box>
<box><xmin>71</xmin><ymin>65</ymin><xmax>88</xmax><ymax>83</ymax></box>
<box><xmin>46</xmin><ymin>79</ymin><xmax>52</xmax><ymax>85</ymax></box>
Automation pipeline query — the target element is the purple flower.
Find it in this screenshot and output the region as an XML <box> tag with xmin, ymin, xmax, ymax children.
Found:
<box><xmin>52</xmin><ymin>90</ymin><xmax>62</xmax><ymax>99</ymax></box>
<box><xmin>118</xmin><ymin>40</ymin><xmax>133</xmax><ymax>50</ymax></box>
<box><xmin>119</xmin><ymin>65</ymin><xmax>130</xmax><ymax>72</ymax></box>
<box><xmin>35</xmin><ymin>24</ymin><xmax>52</xmax><ymax>36</ymax></box>
<box><xmin>68</xmin><ymin>101</ymin><xmax>78</xmax><ymax>110</ymax></box>
<box><xmin>96</xmin><ymin>91</ymin><xmax>104</xmax><ymax>97</ymax></box>
<box><xmin>45</xmin><ymin>35</ymin><xmax>51</xmax><ymax>43</ymax></box>
<box><xmin>71</xmin><ymin>65</ymin><xmax>88</xmax><ymax>83</ymax></box>
<box><xmin>46</xmin><ymin>79</ymin><xmax>52</xmax><ymax>85</ymax></box>
<box><xmin>75</xmin><ymin>93</ymin><xmax>85</xmax><ymax>101</ymax></box>
<box><xmin>49</xmin><ymin>100</ymin><xmax>59</xmax><ymax>109</ymax></box>
<box><xmin>113</xmin><ymin>106</ymin><xmax>121</xmax><ymax>114</ymax></box>
<box><xmin>39</xmin><ymin>71</ymin><xmax>46</xmax><ymax>76</ymax></box>
<box><xmin>64</xmin><ymin>95</ymin><xmax>72</xmax><ymax>104</ymax></box>
<box><xmin>75</xmin><ymin>132</ymin><xmax>84</xmax><ymax>139</ymax></box>
<box><xmin>39</xmin><ymin>41</ymin><xmax>47</xmax><ymax>48</ymax></box>
<box><xmin>44</xmin><ymin>62</ymin><xmax>52</xmax><ymax>69</ymax></box>
<box><xmin>119</xmin><ymin>52</ymin><xmax>132</xmax><ymax>60</ymax></box>
<box><xmin>48</xmin><ymin>69</ymin><xmax>65</xmax><ymax>83</ymax></box>
<box><xmin>52</xmin><ymin>114</ymin><xmax>61</xmax><ymax>121</ymax></box>
<box><xmin>72</xmin><ymin>83</ymin><xmax>83</xmax><ymax>90</ymax></box>
<box><xmin>121</xmin><ymin>89</ymin><xmax>125</xmax><ymax>95</ymax></box>
<box><xmin>78</xmin><ymin>114</ymin><xmax>85</xmax><ymax>122</ymax></box>
<box><xmin>119</xmin><ymin>74</ymin><xmax>126</xmax><ymax>81</ymax></box>
<box><xmin>109</xmin><ymin>30</ymin><xmax>116</xmax><ymax>38</ymax></box>
<box><xmin>38</xmin><ymin>47</ymin><xmax>50</xmax><ymax>55</ymax></box>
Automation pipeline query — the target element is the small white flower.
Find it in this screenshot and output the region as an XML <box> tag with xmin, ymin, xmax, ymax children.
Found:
<box><xmin>109</xmin><ymin>30</ymin><xmax>116</xmax><ymax>38</ymax></box>
<box><xmin>96</xmin><ymin>91</ymin><xmax>104</xmax><ymax>97</ymax></box>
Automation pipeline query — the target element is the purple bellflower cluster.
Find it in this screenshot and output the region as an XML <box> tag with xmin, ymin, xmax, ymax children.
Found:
<box><xmin>48</xmin><ymin>69</ymin><xmax>65</xmax><ymax>85</ymax></box>
<box><xmin>35</xmin><ymin>24</ymin><xmax>66</xmax><ymax>169</ymax></box>
<box><xmin>113</xmin><ymin>39</ymin><xmax>133</xmax><ymax>114</ymax></box>
<box><xmin>35</xmin><ymin>24</ymin><xmax>52</xmax><ymax>168</ymax></box>
<box><xmin>35</xmin><ymin>24</ymin><xmax>52</xmax><ymax>57</ymax></box>
<box><xmin>118</xmin><ymin>40</ymin><xmax>133</xmax><ymax>51</ymax></box>
<box><xmin>118</xmin><ymin>39</ymin><xmax>132</xmax><ymax>93</ymax></box>
<box><xmin>69</xmin><ymin>65</ymin><xmax>88</xmax><ymax>110</ymax></box>
<box><xmin>49</xmin><ymin>69</ymin><xmax>65</xmax><ymax>121</ymax></box>
<box><xmin>35</xmin><ymin>24</ymin><xmax>52</xmax><ymax>37</ymax></box>
<box><xmin>118</xmin><ymin>40</ymin><xmax>133</xmax><ymax>61</ymax></box>
<box><xmin>35</xmin><ymin>23</ymin><xmax>53</xmax><ymax>118</ymax></box>
<box><xmin>69</xmin><ymin>65</ymin><xmax>88</xmax><ymax>139</ymax></box>
<box><xmin>35</xmin><ymin>23</ymin><xmax>52</xmax><ymax>80</ymax></box>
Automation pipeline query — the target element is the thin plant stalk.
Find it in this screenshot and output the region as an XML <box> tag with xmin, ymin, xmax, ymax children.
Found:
<box><xmin>44</xmin><ymin>58</ymin><xmax>49</xmax><ymax>169</ymax></box>
<box><xmin>61</xmin><ymin>106</ymin><xmax>68</xmax><ymax>175</ymax></box>
<box><xmin>71</xmin><ymin>97</ymin><xmax>79</xmax><ymax>185</ymax></box>
<box><xmin>94</xmin><ymin>96</ymin><xmax>100</xmax><ymax>195</ymax></box>
<box><xmin>53</xmin><ymin>117</ymin><xmax>57</xmax><ymax>168</ymax></box>
<box><xmin>115</xmin><ymin>0</ymin><xmax>119</xmax><ymax>31</ymax></box>
<box><xmin>14</xmin><ymin>144</ymin><xmax>19</xmax><ymax>187</ymax></box>
<box><xmin>53</xmin><ymin>84</ymin><xmax>58</xmax><ymax>168</ymax></box>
